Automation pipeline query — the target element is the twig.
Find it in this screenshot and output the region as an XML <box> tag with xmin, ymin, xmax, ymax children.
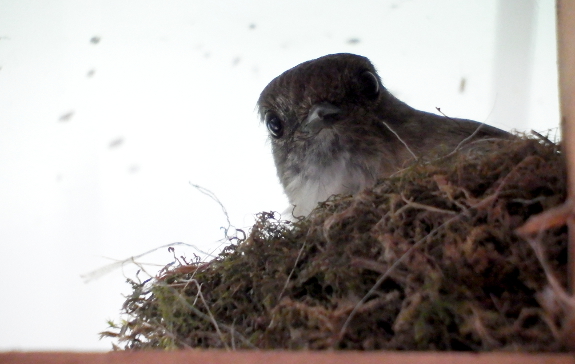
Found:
<box><xmin>516</xmin><ymin>199</ymin><xmax>574</xmax><ymax>236</ymax></box>
<box><xmin>399</xmin><ymin>193</ymin><xmax>457</xmax><ymax>215</ymax></box>
<box><xmin>278</xmin><ymin>239</ymin><xmax>307</xmax><ymax>303</ymax></box>
<box><xmin>189</xmin><ymin>183</ymin><xmax>232</xmax><ymax>238</ymax></box>
<box><xmin>380</xmin><ymin>120</ymin><xmax>418</xmax><ymax>161</ymax></box>
<box><xmin>443</xmin><ymin>122</ymin><xmax>487</xmax><ymax>158</ymax></box>
<box><xmin>81</xmin><ymin>242</ymin><xmax>215</xmax><ymax>283</ymax></box>
<box><xmin>173</xmin><ymin>278</ymin><xmax>257</xmax><ymax>349</ymax></box>
<box><xmin>530</xmin><ymin>129</ymin><xmax>554</xmax><ymax>145</ymax></box>
<box><xmin>182</xmin><ymin>279</ymin><xmax>229</xmax><ymax>350</ymax></box>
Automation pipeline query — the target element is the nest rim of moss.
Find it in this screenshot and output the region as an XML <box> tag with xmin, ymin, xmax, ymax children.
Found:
<box><xmin>102</xmin><ymin>134</ymin><xmax>570</xmax><ymax>352</ymax></box>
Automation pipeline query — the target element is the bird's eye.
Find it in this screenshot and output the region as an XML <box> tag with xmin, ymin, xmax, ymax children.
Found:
<box><xmin>358</xmin><ymin>71</ymin><xmax>380</xmax><ymax>99</ymax></box>
<box><xmin>265</xmin><ymin>111</ymin><xmax>283</xmax><ymax>139</ymax></box>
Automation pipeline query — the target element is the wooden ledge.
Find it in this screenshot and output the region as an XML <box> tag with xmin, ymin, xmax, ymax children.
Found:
<box><xmin>0</xmin><ymin>351</ymin><xmax>574</xmax><ymax>364</ymax></box>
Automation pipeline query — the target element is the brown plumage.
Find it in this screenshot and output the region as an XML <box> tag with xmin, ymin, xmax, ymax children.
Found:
<box><xmin>258</xmin><ymin>53</ymin><xmax>510</xmax><ymax>217</ymax></box>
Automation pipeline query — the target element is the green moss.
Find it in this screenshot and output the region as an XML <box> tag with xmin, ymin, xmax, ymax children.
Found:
<box><xmin>103</xmin><ymin>135</ymin><xmax>569</xmax><ymax>351</ymax></box>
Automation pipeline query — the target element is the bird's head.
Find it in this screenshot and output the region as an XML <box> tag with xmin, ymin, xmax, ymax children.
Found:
<box><xmin>257</xmin><ymin>53</ymin><xmax>385</xmax><ymax>138</ymax></box>
<box><xmin>257</xmin><ymin>53</ymin><xmax>400</xmax><ymax>183</ymax></box>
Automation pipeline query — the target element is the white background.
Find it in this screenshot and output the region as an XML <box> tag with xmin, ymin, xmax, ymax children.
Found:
<box><xmin>0</xmin><ymin>0</ymin><xmax>559</xmax><ymax>350</ymax></box>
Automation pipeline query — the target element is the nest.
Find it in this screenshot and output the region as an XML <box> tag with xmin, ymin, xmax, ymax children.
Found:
<box><xmin>102</xmin><ymin>135</ymin><xmax>572</xmax><ymax>351</ymax></box>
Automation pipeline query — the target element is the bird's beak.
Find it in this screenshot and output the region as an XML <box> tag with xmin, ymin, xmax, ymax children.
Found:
<box><xmin>301</xmin><ymin>102</ymin><xmax>341</xmax><ymax>134</ymax></box>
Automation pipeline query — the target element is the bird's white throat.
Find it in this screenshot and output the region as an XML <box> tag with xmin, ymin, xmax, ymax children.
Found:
<box><xmin>283</xmin><ymin>151</ymin><xmax>376</xmax><ymax>218</ymax></box>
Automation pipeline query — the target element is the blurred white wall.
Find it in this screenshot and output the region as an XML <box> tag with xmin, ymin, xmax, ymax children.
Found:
<box><xmin>0</xmin><ymin>0</ymin><xmax>558</xmax><ymax>350</ymax></box>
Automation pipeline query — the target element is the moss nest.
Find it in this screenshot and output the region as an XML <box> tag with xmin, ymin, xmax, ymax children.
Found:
<box><xmin>103</xmin><ymin>135</ymin><xmax>572</xmax><ymax>351</ymax></box>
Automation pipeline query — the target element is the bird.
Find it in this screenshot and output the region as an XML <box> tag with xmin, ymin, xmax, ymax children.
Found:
<box><xmin>257</xmin><ymin>53</ymin><xmax>510</xmax><ymax>218</ymax></box>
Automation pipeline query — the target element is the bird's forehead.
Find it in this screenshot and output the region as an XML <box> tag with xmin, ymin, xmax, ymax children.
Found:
<box><xmin>258</xmin><ymin>54</ymin><xmax>376</xmax><ymax>114</ymax></box>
